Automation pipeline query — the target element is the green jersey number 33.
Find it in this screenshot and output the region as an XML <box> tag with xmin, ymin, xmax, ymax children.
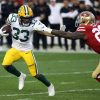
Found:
<box><xmin>13</xmin><ymin>27</ymin><xmax>29</xmax><ymax>42</ymax></box>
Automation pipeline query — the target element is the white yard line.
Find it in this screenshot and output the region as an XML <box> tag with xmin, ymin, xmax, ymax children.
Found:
<box><xmin>26</xmin><ymin>81</ymin><xmax>76</xmax><ymax>85</ymax></box>
<box><xmin>44</xmin><ymin>71</ymin><xmax>92</xmax><ymax>75</ymax></box>
<box><xmin>25</xmin><ymin>81</ymin><xmax>37</xmax><ymax>83</ymax></box>
<box><xmin>0</xmin><ymin>71</ymin><xmax>92</xmax><ymax>78</ymax></box>
<box><xmin>0</xmin><ymin>88</ymin><xmax>100</xmax><ymax>97</ymax></box>
<box><xmin>17</xmin><ymin>98</ymin><xmax>32</xmax><ymax>100</ymax></box>
<box><xmin>38</xmin><ymin>59</ymin><xmax>98</xmax><ymax>63</ymax></box>
<box><xmin>60</xmin><ymin>82</ymin><xmax>76</xmax><ymax>85</ymax></box>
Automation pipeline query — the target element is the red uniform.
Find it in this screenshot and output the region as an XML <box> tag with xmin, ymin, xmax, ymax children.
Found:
<box><xmin>77</xmin><ymin>23</ymin><xmax>100</xmax><ymax>54</ymax></box>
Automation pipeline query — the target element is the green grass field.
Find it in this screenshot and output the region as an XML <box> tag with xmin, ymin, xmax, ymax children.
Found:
<box><xmin>0</xmin><ymin>52</ymin><xmax>100</xmax><ymax>100</ymax></box>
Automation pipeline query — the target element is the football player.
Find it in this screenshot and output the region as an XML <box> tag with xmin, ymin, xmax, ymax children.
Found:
<box><xmin>0</xmin><ymin>5</ymin><xmax>55</xmax><ymax>96</ymax></box>
<box><xmin>51</xmin><ymin>11</ymin><xmax>100</xmax><ymax>83</ymax></box>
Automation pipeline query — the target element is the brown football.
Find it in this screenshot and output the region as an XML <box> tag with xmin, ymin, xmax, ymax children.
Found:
<box><xmin>1</xmin><ymin>24</ymin><xmax>12</xmax><ymax>33</ymax></box>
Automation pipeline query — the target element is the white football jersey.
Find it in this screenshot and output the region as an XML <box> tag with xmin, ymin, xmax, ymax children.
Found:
<box><xmin>7</xmin><ymin>13</ymin><xmax>50</xmax><ymax>51</ymax></box>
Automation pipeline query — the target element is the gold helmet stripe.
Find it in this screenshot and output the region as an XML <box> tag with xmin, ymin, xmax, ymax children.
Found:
<box><xmin>23</xmin><ymin>6</ymin><xmax>27</xmax><ymax>15</ymax></box>
<box><xmin>24</xmin><ymin>5</ymin><xmax>29</xmax><ymax>16</ymax></box>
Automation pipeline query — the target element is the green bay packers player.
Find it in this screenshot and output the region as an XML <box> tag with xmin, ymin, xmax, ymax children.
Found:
<box><xmin>0</xmin><ymin>5</ymin><xmax>55</xmax><ymax>96</ymax></box>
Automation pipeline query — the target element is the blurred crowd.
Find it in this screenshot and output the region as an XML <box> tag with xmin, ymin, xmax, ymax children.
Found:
<box><xmin>0</xmin><ymin>0</ymin><xmax>100</xmax><ymax>51</ymax></box>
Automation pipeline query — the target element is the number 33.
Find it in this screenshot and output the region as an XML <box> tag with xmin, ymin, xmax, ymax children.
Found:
<box><xmin>13</xmin><ymin>27</ymin><xmax>29</xmax><ymax>42</ymax></box>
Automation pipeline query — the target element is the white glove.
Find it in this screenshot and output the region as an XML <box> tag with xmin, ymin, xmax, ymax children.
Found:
<box><xmin>0</xmin><ymin>29</ymin><xmax>9</xmax><ymax>36</ymax></box>
<box><xmin>60</xmin><ymin>25</ymin><xmax>66</xmax><ymax>31</ymax></box>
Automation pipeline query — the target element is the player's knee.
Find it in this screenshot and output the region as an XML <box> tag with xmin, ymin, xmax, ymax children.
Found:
<box><xmin>28</xmin><ymin>68</ymin><xmax>37</xmax><ymax>76</ymax></box>
<box><xmin>92</xmin><ymin>71</ymin><xmax>100</xmax><ymax>79</ymax></box>
<box><xmin>3</xmin><ymin>65</ymin><xmax>11</xmax><ymax>68</ymax></box>
<box><xmin>2</xmin><ymin>65</ymin><xmax>10</xmax><ymax>68</ymax></box>
<box><xmin>92</xmin><ymin>72</ymin><xmax>100</xmax><ymax>82</ymax></box>
<box><xmin>34</xmin><ymin>74</ymin><xmax>38</xmax><ymax>78</ymax></box>
<box><xmin>92</xmin><ymin>71</ymin><xmax>98</xmax><ymax>78</ymax></box>
<box><xmin>34</xmin><ymin>74</ymin><xmax>42</xmax><ymax>79</ymax></box>
<box><xmin>2</xmin><ymin>61</ymin><xmax>12</xmax><ymax>66</ymax></box>
<box><xmin>2</xmin><ymin>65</ymin><xmax>12</xmax><ymax>72</ymax></box>
<box><xmin>28</xmin><ymin>64</ymin><xmax>37</xmax><ymax>76</ymax></box>
<box><xmin>30</xmin><ymin>72</ymin><xmax>37</xmax><ymax>76</ymax></box>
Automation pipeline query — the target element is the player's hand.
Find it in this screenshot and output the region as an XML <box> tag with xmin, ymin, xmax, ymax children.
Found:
<box><xmin>60</xmin><ymin>25</ymin><xmax>66</xmax><ymax>31</ymax></box>
<box><xmin>0</xmin><ymin>29</ymin><xmax>9</xmax><ymax>36</ymax></box>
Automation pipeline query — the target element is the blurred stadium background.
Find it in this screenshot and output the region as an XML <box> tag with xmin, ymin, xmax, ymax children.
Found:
<box><xmin>0</xmin><ymin>0</ymin><xmax>100</xmax><ymax>52</ymax></box>
<box><xmin>0</xmin><ymin>0</ymin><xmax>100</xmax><ymax>100</ymax></box>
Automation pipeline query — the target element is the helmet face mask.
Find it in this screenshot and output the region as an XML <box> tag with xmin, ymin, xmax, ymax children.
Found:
<box><xmin>19</xmin><ymin>16</ymin><xmax>33</xmax><ymax>27</ymax></box>
<box><xmin>75</xmin><ymin>11</ymin><xmax>95</xmax><ymax>27</ymax></box>
<box><xmin>80</xmin><ymin>16</ymin><xmax>90</xmax><ymax>24</ymax></box>
<box><xmin>18</xmin><ymin>5</ymin><xmax>33</xmax><ymax>27</ymax></box>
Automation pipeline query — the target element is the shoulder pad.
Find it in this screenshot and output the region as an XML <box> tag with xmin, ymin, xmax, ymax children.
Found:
<box><xmin>32</xmin><ymin>19</ymin><xmax>38</xmax><ymax>25</ymax></box>
<box><xmin>7</xmin><ymin>13</ymin><xmax>18</xmax><ymax>24</ymax></box>
<box><xmin>77</xmin><ymin>25</ymin><xmax>86</xmax><ymax>32</ymax></box>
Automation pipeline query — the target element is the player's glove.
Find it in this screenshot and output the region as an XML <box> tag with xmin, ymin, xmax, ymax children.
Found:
<box><xmin>0</xmin><ymin>28</ymin><xmax>9</xmax><ymax>36</ymax></box>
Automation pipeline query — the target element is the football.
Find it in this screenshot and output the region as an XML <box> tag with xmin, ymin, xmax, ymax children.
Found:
<box><xmin>1</xmin><ymin>24</ymin><xmax>12</xmax><ymax>34</ymax></box>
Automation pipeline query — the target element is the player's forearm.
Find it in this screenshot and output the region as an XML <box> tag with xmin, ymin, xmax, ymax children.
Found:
<box><xmin>36</xmin><ymin>30</ymin><xmax>54</xmax><ymax>37</ymax></box>
<box><xmin>51</xmin><ymin>29</ymin><xmax>84</xmax><ymax>39</ymax></box>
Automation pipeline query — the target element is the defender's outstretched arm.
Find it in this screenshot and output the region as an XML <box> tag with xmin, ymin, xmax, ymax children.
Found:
<box><xmin>36</xmin><ymin>30</ymin><xmax>55</xmax><ymax>37</ymax></box>
<box><xmin>51</xmin><ymin>29</ymin><xmax>85</xmax><ymax>39</ymax></box>
<box><xmin>33</xmin><ymin>20</ymin><xmax>85</xmax><ymax>39</ymax></box>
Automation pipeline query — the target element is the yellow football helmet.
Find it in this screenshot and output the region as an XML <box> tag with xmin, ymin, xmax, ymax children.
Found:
<box><xmin>75</xmin><ymin>11</ymin><xmax>95</xmax><ymax>27</ymax></box>
<box><xmin>18</xmin><ymin>5</ymin><xmax>33</xmax><ymax>26</ymax></box>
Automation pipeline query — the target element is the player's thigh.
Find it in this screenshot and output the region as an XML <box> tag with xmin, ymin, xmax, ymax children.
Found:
<box><xmin>21</xmin><ymin>51</ymin><xmax>37</xmax><ymax>65</ymax></box>
<box><xmin>2</xmin><ymin>48</ymin><xmax>21</xmax><ymax>65</ymax></box>
<box><xmin>92</xmin><ymin>61</ymin><xmax>100</xmax><ymax>78</ymax></box>
<box><xmin>21</xmin><ymin>51</ymin><xmax>38</xmax><ymax>76</ymax></box>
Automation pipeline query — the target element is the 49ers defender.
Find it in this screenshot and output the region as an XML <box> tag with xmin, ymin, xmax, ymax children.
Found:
<box><xmin>51</xmin><ymin>11</ymin><xmax>100</xmax><ymax>82</ymax></box>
